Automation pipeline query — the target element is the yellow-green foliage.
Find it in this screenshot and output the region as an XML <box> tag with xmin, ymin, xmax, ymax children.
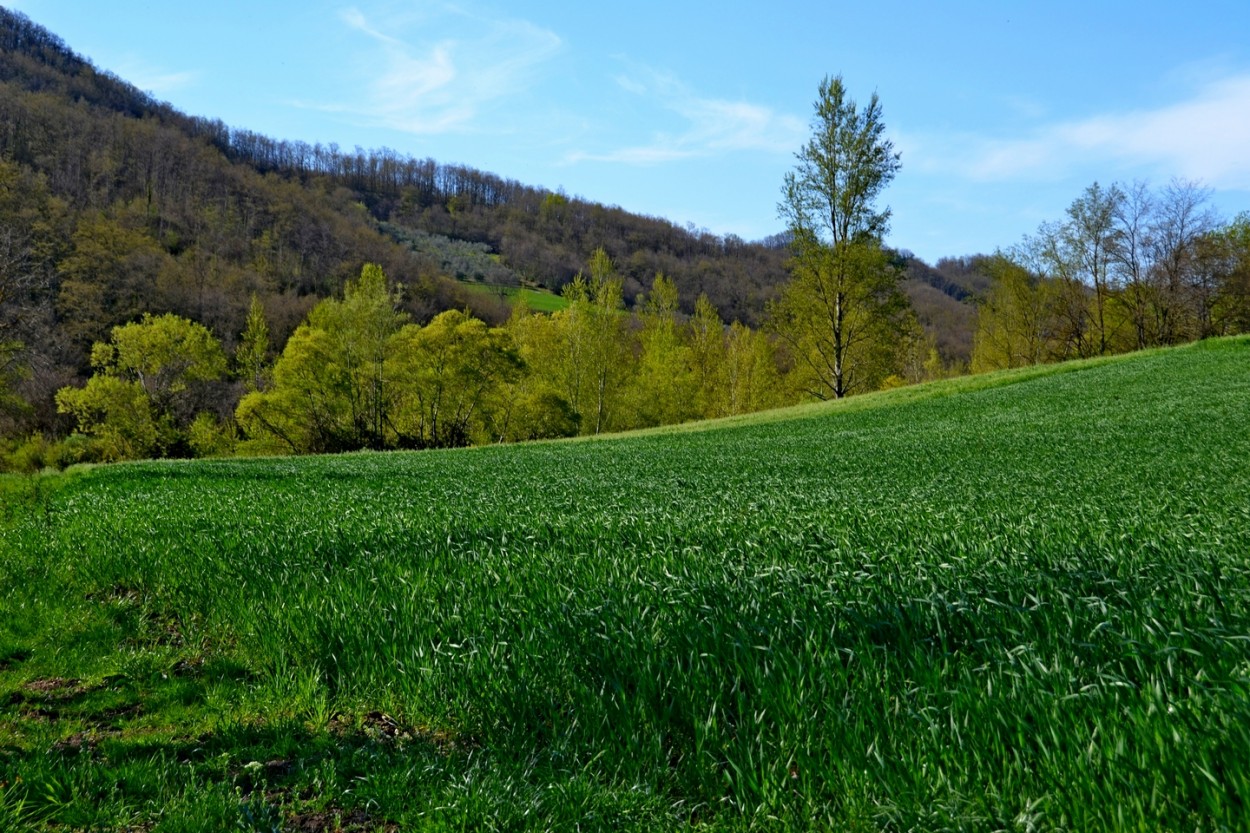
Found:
<box><xmin>54</xmin><ymin>313</ymin><xmax>227</xmax><ymax>461</ymax></box>
<box><xmin>239</xmin><ymin>265</ymin><xmax>523</xmax><ymax>452</ymax></box>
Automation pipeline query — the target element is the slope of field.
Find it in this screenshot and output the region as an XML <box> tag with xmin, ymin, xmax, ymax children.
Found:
<box><xmin>2</xmin><ymin>338</ymin><xmax>1249</xmax><ymax>831</ymax></box>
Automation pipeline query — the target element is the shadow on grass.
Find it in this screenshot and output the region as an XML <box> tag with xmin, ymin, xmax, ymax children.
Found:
<box><xmin>0</xmin><ymin>645</ymin><xmax>477</xmax><ymax>831</ymax></box>
<box><xmin>2</xmin><ymin>679</ymin><xmax>456</xmax><ymax>831</ymax></box>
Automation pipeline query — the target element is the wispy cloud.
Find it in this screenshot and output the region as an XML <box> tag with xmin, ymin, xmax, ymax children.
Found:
<box><xmin>567</xmin><ymin>68</ymin><xmax>806</xmax><ymax>166</ymax></box>
<box><xmin>909</xmin><ymin>72</ymin><xmax>1250</xmax><ymax>190</ymax></box>
<box><xmin>110</xmin><ymin>57</ymin><xmax>199</xmax><ymax>96</ymax></box>
<box><xmin>303</xmin><ymin>5</ymin><xmax>562</xmax><ymax>135</ymax></box>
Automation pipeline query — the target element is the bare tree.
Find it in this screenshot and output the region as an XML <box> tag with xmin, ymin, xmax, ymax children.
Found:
<box><xmin>1063</xmin><ymin>182</ymin><xmax>1123</xmax><ymax>355</ymax></box>
<box><xmin>1110</xmin><ymin>180</ymin><xmax>1156</xmax><ymax>350</ymax></box>
<box><xmin>1149</xmin><ymin>179</ymin><xmax>1217</xmax><ymax>344</ymax></box>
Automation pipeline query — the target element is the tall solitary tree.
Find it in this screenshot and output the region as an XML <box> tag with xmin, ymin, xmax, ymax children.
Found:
<box><xmin>770</xmin><ymin>75</ymin><xmax>910</xmax><ymax>399</ymax></box>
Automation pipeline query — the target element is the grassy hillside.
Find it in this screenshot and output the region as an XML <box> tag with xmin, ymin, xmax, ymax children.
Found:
<box><xmin>458</xmin><ymin>281</ymin><xmax>570</xmax><ymax>314</ymax></box>
<box><xmin>2</xmin><ymin>338</ymin><xmax>1249</xmax><ymax>831</ymax></box>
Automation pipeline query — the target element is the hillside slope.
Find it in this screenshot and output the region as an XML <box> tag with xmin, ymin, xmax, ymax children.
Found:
<box><xmin>0</xmin><ymin>8</ymin><xmax>979</xmax><ymax>444</ymax></box>
<box><xmin>2</xmin><ymin>337</ymin><xmax>1248</xmax><ymax>830</ymax></box>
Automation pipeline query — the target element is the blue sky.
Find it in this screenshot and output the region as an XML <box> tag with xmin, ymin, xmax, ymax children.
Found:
<box><xmin>9</xmin><ymin>0</ymin><xmax>1250</xmax><ymax>263</ymax></box>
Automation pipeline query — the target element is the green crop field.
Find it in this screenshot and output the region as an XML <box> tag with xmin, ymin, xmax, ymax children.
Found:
<box><xmin>2</xmin><ymin>338</ymin><xmax>1249</xmax><ymax>831</ymax></box>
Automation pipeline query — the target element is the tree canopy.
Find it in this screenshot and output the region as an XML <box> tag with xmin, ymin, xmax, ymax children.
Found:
<box><xmin>55</xmin><ymin>313</ymin><xmax>227</xmax><ymax>459</ymax></box>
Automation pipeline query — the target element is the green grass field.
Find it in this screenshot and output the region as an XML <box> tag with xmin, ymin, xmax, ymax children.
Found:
<box><xmin>459</xmin><ymin>280</ymin><xmax>569</xmax><ymax>313</ymax></box>
<box><xmin>2</xmin><ymin>338</ymin><xmax>1249</xmax><ymax>831</ymax></box>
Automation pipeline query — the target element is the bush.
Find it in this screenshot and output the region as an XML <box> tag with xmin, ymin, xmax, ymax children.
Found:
<box><xmin>0</xmin><ymin>433</ymin><xmax>96</xmax><ymax>473</ymax></box>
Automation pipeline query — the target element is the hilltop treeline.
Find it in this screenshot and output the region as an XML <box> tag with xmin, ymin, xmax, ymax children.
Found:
<box><xmin>193</xmin><ymin>118</ymin><xmax>797</xmax><ymax>323</ymax></box>
<box><xmin>0</xmin><ymin>2</ymin><xmax>798</xmax><ymax>322</ymax></box>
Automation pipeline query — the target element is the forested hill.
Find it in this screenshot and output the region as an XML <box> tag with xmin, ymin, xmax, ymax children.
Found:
<box><xmin>0</xmin><ymin>6</ymin><xmax>806</xmax><ymax>316</ymax></box>
<box><xmin>0</xmin><ymin>8</ymin><xmax>979</xmax><ymax>439</ymax></box>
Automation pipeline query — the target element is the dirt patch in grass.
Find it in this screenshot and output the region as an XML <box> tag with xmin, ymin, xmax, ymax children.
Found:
<box><xmin>7</xmin><ymin>677</ymin><xmax>88</xmax><ymax>717</ymax></box>
<box><xmin>9</xmin><ymin>676</ymin><xmax>140</xmax><ymax>718</ymax></box>
<box><xmin>20</xmin><ymin>676</ymin><xmax>81</xmax><ymax>696</ymax></box>
<box><xmin>52</xmin><ymin>729</ymin><xmax>100</xmax><ymax>753</ymax></box>
<box><xmin>328</xmin><ymin>710</ymin><xmax>473</xmax><ymax>754</ymax></box>
<box><xmin>286</xmin><ymin>807</ymin><xmax>400</xmax><ymax>833</ymax></box>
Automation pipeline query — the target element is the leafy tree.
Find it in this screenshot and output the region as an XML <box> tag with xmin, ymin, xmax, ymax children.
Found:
<box><xmin>94</xmin><ymin>313</ymin><xmax>228</xmax><ymax>415</ymax></box>
<box><xmin>235</xmin><ymin>325</ymin><xmax>343</xmax><ymax>454</ymax></box>
<box><xmin>970</xmin><ymin>255</ymin><xmax>1055</xmax><ymax>372</ymax></box>
<box><xmin>388</xmin><ymin>309</ymin><xmax>523</xmax><ymax>448</ymax></box>
<box><xmin>722</xmin><ymin>321</ymin><xmax>785</xmax><ymax>416</ymax></box>
<box><xmin>235</xmin><ymin>294</ymin><xmax>271</xmax><ymax>392</ymax></box>
<box><xmin>493</xmin><ymin>386</ymin><xmax>580</xmax><ymax>442</ymax></box>
<box><xmin>627</xmin><ymin>273</ymin><xmax>697</xmax><ymax>427</ymax></box>
<box><xmin>238</xmin><ymin>264</ymin><xmax>529</xmax><ymax>453</ymax></box>
<box><xmin>544</xmin><ymin>249</ymin><xmax>631</xmax><ymax>434</ymax></box>
<box><xmin>55</xmin><ymin>312</ymin><xmax>226</xmax><ymax>459</ymax></box>
<box><xmin>581</xmin><ymin>248</ymin><xmax>630</xmax><ymax>433</ymax></box>
<box><xmin>1209</xmin><ymin>214</ymin><xmax>1250</xmax><ymax>335</ymax></box>
<box><xmin>770</xmin><ymin>75</ymin><xmax>910</xmax><ymax>399</ymax></box>
<box><xmin>554</xmin><ymin>272</ymin><xmax>594</xmax><ymax>424</ymax></box>
<box><xmin>187</xmin><ymin>411</ymin><xmax>237</xmax><ymax>458</ymax></box>
<box><xmin>236</xmin><ymin>264</ymin><xmax>405</xmax><ymax>453</ymax></box>
<box><xmin>55</xmin><ymin>375</ymin><xmax>158</xmax><ymax>461</ymax></box>
<box><xmin>319</xmin><ymin>263</ymin><xmax>406</xmax><ymax>446</ymax></box>
<box><xmin>499</xmin><ymin>303</ymin><xmax>581</xmax><ymax>442</ymax></box>
<box><xmin>688</xmin><ymin>294</ymin><xmax>729</xmax><ymax>417</ymax></box>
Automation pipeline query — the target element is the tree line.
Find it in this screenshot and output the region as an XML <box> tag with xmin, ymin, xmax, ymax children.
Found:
<box><xmin>972</xmin><ymin>181</ymin><xmax>1250</xmax><ymax>371</ymax></box>
<box><xmin>40</xmin><ymin>254</ymin><xmax>796</xmax><ymax>464</ymax></box>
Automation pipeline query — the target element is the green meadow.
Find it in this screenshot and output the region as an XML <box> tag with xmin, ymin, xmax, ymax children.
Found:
<box><xmin>2</xmin><ymin>338</ymin><xmax>1248</xmax><ymax>831</ymax></box>
<box><xmin>460</xmin><ymin>281</ymin><xmax>570</xmax><ymax>313</ymax></box>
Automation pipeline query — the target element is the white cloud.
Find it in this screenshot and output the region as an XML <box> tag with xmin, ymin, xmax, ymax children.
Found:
<box><xmin>910</xmin><ymin>71</ymin><xmax>1250</xmax><ymax>190</ymax></box>
<box><xmin>110</xmin><ymin>57</ymin><xmax>199</xmax><ymax>96</ymax></box>
<box><xmin>570</xmin><ymin>68</ymin><xmax>805</xmax><ymax>166</ymax></box>
<box><xmin>305</xmin><ymin>5</ymin><xmax>562</xmax><ymax>135</ymax></box>
<box><xmin>613</xmin><ymin>74</ymin><xmax>649</xmax><ymax>96</ymax></box>
<box><xmin>339</xmin><ymin>6</ymin><xmax>405</xmax><ymax>48</ymax></box>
